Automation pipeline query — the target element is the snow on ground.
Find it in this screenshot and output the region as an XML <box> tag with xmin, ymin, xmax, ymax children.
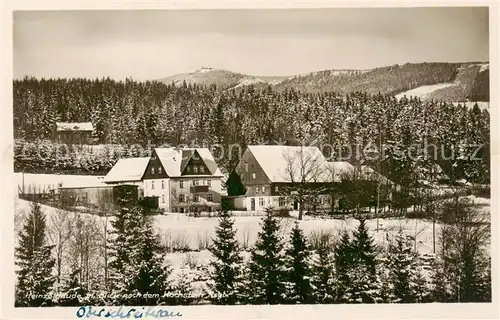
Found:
<box><xmin>14</xmin><ymin>195</ymin><xmax>490</xmax><ymax>276</ymax></box>
<box><xmin>14</xmin><ymin>173</ymin><xmax>105</xmax><ymax>194</ymax></box>
<box><xmin>395</xmin><ymin>83</ymin><xmax>456</xmax><ymax>100</ymax></box>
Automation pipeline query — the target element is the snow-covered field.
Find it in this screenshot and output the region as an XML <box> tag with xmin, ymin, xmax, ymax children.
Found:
<box><xmin>395</xmin><ymin>83</ymin><xmax>456</xmax><ymax>100</ymax></box>
<box><xmin>13</xmin><ymin>191</ymin><xmax>490</xmax><ymax>279</ymax></box>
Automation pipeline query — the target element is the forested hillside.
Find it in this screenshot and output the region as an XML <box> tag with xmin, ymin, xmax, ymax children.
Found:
<box><xmin>158</xmin><ymin>67</ymin><xmax>285</xmax><ymax>90</ymax></box>
<box><xmin>274</xmin><ymin>63</ymin><xmax>461</xmax><ymax>95</ymax></box>
<box><xmin>13</xmin><ymin>77</ymin><xmax>490</xmax><ymax>184</ymax></box>
<box><xmin>156</xmin><ymin>62</ymin><xmax>489</xmax><ymax>101</ymax></box>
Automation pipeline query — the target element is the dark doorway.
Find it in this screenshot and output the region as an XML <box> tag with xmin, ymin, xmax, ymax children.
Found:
<box><xmin>293</xmin><ymin>200</ymin><xmax>299</xmax><ymax>210</ymax></box>
<box><xmin>251</xmin><ymin>198</ymin><xmax>255</xmax><ymax>211</ymax></box>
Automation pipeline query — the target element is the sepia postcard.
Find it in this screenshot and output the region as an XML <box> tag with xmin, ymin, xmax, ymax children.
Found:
<box><xmin>1</xmin><ymin>1</ymin><xmax>498</xmax><ymax>319</ymax></box>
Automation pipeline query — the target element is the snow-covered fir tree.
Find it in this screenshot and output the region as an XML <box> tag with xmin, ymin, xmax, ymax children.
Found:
<box><xmin>246</xmin><ymin>208</ymin><xmax>287</xmax><ymax>304</ymax></box>
<box><xmin>107</xmin><ymin>189</ymin><xmax>170</xmax><ymax>306</ymax></box>
<box><xmin>107</xmin><ymin>205</ymin><xmax>144</xmax><ymax>304</ymax></box>
<box><xmin>283</xmin><ymin>222</ymin><xmax>313</xmax><ymax>304</ymax></box>
<box><xmin>335</xmin><ymin>222</ymin><xmax>382</xmax><ymax>303</ymax></box>
<box><xmin>310</xmin><ymin>233</ymin><xmax>336</xmax><ymax>303</ymax></box>
<box><xmin>170</xmin><ymin>268</ymin><xmax>198</xmax><ymax>305</ymax></box>
<box><xmin>207</xmin><ymin>208</ymin><xmax>244</xmax><ymax>305</ymax></box>
<box><xmin>334</xmin><ymin>229</ymin><xmax>353</xmax><ymax>302</ymax></box>
<box><xmin>383</xmin><ymin>231</ymin><xmax>430</xmax><ymax>303</ymax></box>
<box><xmin>15</xmin><ymin>201</ymin><xmax>56</xmax><ymax>307</ymax></box>
<box><xmin>127</xmin><ymin>215</ymin><xmax>172</xmax><ymax>306</ymax></box>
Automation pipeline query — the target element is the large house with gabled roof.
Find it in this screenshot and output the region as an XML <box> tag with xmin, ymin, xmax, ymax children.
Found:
<box><xmin>226</xmin><ymin>145</ymin><xmax>393</xmax><ymax>213</ymax></box>
<box><xmin>104</xmin><ymin>147</ymin><xmax>224</xmax><ymax>212</ymax></box>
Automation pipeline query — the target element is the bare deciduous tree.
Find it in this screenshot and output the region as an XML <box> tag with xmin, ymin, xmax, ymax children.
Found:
<box><xmin>280</xmin><ymin>146</ymin><xmax>326</xmax><ymax>220</ymax></box>
<box><xmin>47</xmin><ymin>208</ymin><xmax>74</xmax><ymax>284</ymax></box>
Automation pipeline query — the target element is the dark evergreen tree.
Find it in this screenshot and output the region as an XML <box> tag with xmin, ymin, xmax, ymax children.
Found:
<box><xmin>310</xmin><ymin>234</ymin><xmax>336</xmax><ymax>303</ymax></box>
<box><xmin>107</xmin><ymin>201</ymin><xmax>169</xmax><ymax>305</ymax></box>
<box><xmin>351</xmin><ymin>219</ymin><xmax>377</xmax><ymax>275</ymax></box>
<box><xmin>247</xmin><ymin>208</ymin><xmax>287</xmax><ymax>304</ymax></box>
<box><xmin>15</xmin><ymin>202</ymin><xmax>56</xmax><ymax>307</ymax></box>
<box><xmin>384</xmin><ymin>231</ymin><xmax>429</xmax><ymax>303</ymax></box>
<box><xmin>208</xmin><ymin>208</ymin><xmax>244</xmax><ymax>305</ymax></box>
<box><xmin>283</xmin><ymin>222</ymin><xmax>313</xmax><ymax>304</ymax></box>
<box><xmin>127</xmin><ymin>215</ymin><xmax>171</xmax><ymax>306</ymax></box>
<box><xmin>334</xmin><ymin>229</ymin><xmax>353</xmax><ymax>302</ymax></box>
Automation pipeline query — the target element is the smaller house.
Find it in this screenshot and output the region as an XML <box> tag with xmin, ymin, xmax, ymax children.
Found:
<box><xmin>55</xmin><ymin>122</ymin><xmax>94</xmax><ymax>145</ymax></box>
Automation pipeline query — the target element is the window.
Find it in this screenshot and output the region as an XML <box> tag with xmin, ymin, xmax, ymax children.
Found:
<box><xmin>161</xmin><ymin>180</ymin><xmax>165</xmax><ymax>189</ymax></box>
<box><xmin>151</xmin><ymin>167</ymin><xmax>155</xmax><ymax>175</ymax></box>
<box><xmin>200</xmin><ymin>166</ymin><xmax>205</xmax><ymax>173</ymax></box>
<box><xmin>279</xmin><ymin>197</ymin><xmax>286</xmax><ymax>207</ymax></box>
<box><xmin>275</xmin><ymin>185</ymin><xmax>279</xmax><ymax>192</ymax></box>
<box><xmin>256</xmin><ymin>187</ymin><xmax>259</xmax><ymax>194</ymax></box>
<box><xmin>158</xmin><ymin>167</ymin><xmax>162</xmax><ymax>174</ymax></box>
<box><xmin>180</xmin><ymin>180</ymin><xmax>184</xmax><ymax>188</ymax></box>
<box><xmin>207</xmin><ymin>193</ymin><xmax>213</xmax><ymax>202</ymax></box>
<box><xmin>193</xmin><ymin>194</ymin><xmax>199</xmax><ymax>202</ymax></box>
<box><xmin>161</xmin><ymin>195</ymin><xmax>165</xmax><ymax>203</ymax></box>
<box><xmin>245</xmin><ymin>162</ymin><xmax>248</xmax><ymax>172</ymax></box>
<box><xmin>259</xmin><ymin>198</ymin><xmax>264</xmax><ymax>207</ymax></box>
<box><xmin>151</xmin><ymin>181</ymin><xmax>155</xmax><ymax>189</ymax></box>
<box><xmin>151</xmin><ymin>153</ymin><xmax>156</xmax><ymax>160</ymax></box>
<box><xmin>252</xmin><ymin>173</ymin><xmax>256</xmax><ymax>180</ymax></box>
<box><xmin>207</xmin><ymin>180</ymin><xmax>211</xmax><ymax>187</ymax></box>
<box><xmin>262</xmin><ymin>186</ymin><xmax>265</xmax><ymax>193</ymax></box>
<box><xmin>193</xmin><ymin>166</ymin><xmax>198</xmax><ymax>174</ymax></box>
<box><xmin>194</xmin><ymin>180</ymin><xmax>200</xmax><ymax>186</ymax></box>
<box><xmin>187</xmin><ymin>166</ymin><xmax>192</xmax><ymax>173</ymax></box>
<box><xmin>179</xmin><ymin>194</ymin><xmax>185</xmax><ymax>203</ymax></box>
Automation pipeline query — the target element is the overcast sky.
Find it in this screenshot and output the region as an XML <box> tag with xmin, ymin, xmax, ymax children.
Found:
<box><xmin>14</xmin><ymin>7</ymin><xmax>489</xmax><ymax>80</ymax></box>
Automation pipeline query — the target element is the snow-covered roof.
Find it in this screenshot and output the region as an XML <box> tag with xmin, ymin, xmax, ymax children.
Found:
<box><xmin>56</xmin><ymin>122</ymin><xmax>94</xmax><ymax>132</ymax></box>
<box><xmin>155</xmin><ymin>147</ymin><xmax>223</xmax><ymax>178</ymax></box>
<box><xmin>104</xmin><ymin>157</ymin><xmax>150</xmax><ymax>183</ymax></box>
<box><xmin>247</xmin><ymin>145</ymin><xmax>330</xmax><ymax>183</ymax></box>
<box><xmin>321</xmin><ymin>161</ymin><xmax>356</xmax><ymax>182</ymax></box>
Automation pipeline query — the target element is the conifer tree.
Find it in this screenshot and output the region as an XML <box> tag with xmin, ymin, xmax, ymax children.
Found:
<box><xmin>247</xmin><ymin>208</ymin><xmax>287</xmax><ymax>304</ymax></box>
<box><xmin>384</xmin><ymin>231</ymin><xmax>429</xmax><ymax>303</ymax></box>
<box><xmin>284</xmin><ymin>222</ymin><xmax>313</xmax><ymax>304</ymax></box>
<box><xmin>310</xmin><ymin>234</ymin><xmax>336</xmax><ymax>303</ymax></box>
<box><xmin>127</xmin><ymin>215</ymin><xmax>171</xmax><ymax>306</ymax></box>
<box><xmin>349</xmin><ymin>219</ymin><xmax>380</xmax><ymax>303</ymax></box>
<box><xmin>334</xmin><ymin>229</ymin><xmax>353</xmax><ymax>302</ymax></box>
<box><xmin>171</xmin><ymin>268</ymin><xmax>197</xmax><ymax>305</ymax></box>
<box><xmin>208</xmin><ymin>208</ymin><xmax>244</xmax><ymax>305</ymax></box>
<box><xmin>15</xmin><ymin>202</ymin><xmax>56</xmax><ymax>307</ymax></box>
<box><xmin>107</xmin><ymin>193</ymin><xmax>170</xmax><ymax>305</ymax></box>
<box><xmin>351</xmin><ymin>219</ymin><xmax>377</xmax><ymax>275</ymax></box>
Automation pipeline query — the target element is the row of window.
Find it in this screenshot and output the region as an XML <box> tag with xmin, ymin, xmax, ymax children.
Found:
<box><xmin>160</xmin><ymin>193</ymin><xmax>215</xmax><ymax>203</ymax></box>
<box><xmin>178</xmin><ymin>193</ymin><xmax>213</xmax><ymax>203</ymax></box>
<box><xmin>186</xmin><ymin>165</ymin><xmax>205</xmax><ymax>174</ymax></box>
<box><xmin>255</xmin><ymin>197</ymin><xmax>286</xmax><ymax>207</ymax></box>
<box><xmin>150</xmin><ymin>165</ymin><xmax>208</xmax><ymax>175</ymax></box>
<box><xmin>148</xmin><ymin>179</ymin><xmax>212</xmax><ymax>189</ymax></box>
<box><xmin>150</xmin><ymin>166</ymin><xmax>163</xmax><ymax>175</ymax></box>
<box><xmin>254</xmin><ymin>185</ymin><xmax>279</xmax><ymax>194</ymax></box>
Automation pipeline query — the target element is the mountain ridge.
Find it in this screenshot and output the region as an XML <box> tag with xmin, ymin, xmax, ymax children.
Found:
<box><xmin>157</xmin><ymin>62</ymin><xmax>489</xmax><ymax>101</ymax></box>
